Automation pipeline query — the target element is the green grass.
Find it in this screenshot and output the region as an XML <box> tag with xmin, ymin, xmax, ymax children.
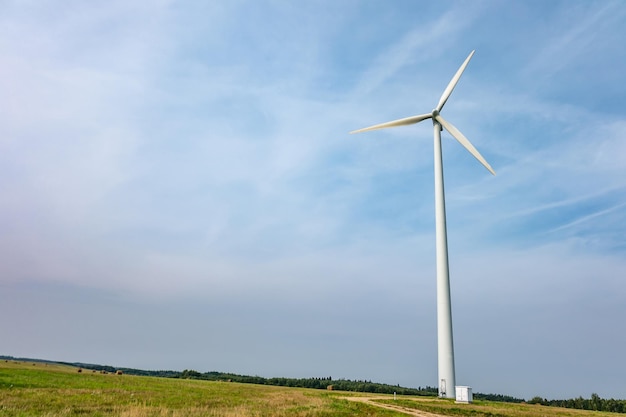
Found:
<box><xmin>0</xmin><ymin>361</ymin><xmax>400</xmax><ymax>416</ymax></box>
<box><xmin>3</xmin><ymin>361</ymin><xmax>624</xmax><ymax>417</ymax></box>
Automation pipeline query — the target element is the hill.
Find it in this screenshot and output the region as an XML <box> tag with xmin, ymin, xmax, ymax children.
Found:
<box><xmin>3</xmin><ymin>355</ymin><xmax>625</xmax><ymax>413</ymax></box>
<box><xmin>3</xmin><ymin>359</ymin><xmax>626</xmax><ymax>417</ymax></box>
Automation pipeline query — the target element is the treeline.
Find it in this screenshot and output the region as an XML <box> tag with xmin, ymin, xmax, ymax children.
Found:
<box><xmin>529</xmin><ymin>393</ymin><xmax>626</xmax><ymax>413</ymax></box>
<box><xmin>180</xmin><ymin>369</ymin><xmax>437</xmax><ymax>396</ymax></box>
<box><xmin>474</xmin><ymin>393</ymin><xmax>525</xmax><ymax>403</ymax></box>
<box><xmin>178</xmin><ymin>370</ymin><xmax>528</xmax><ymax>402</ymax></box>
<box><xmin>0</xmin><ymin>356</ymin><xmax>171</xmax><ymax>377</ymax></box>
<box><xmin>56</xmin><ymin>361</ymin><xmax>180</xmax><ymax>378</ymax></box>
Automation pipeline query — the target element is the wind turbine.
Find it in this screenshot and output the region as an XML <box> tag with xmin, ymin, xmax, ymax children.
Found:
<box><xmin>350</xmin><ymin>50</ymin><xmax>495</xmax><ymax>399</ymax></box>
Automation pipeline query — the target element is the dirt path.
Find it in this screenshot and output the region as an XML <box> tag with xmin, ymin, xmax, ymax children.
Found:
<box><xmin>343</xmin><ymin>396</ymin><xmax>445</xmax><ymax>417</ymax></box>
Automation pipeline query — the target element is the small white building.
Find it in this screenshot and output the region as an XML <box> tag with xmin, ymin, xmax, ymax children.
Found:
<box><xmin>455</xmin><ymin>386</ymin><xmax>473</xmax><ymax>404</ymax></box>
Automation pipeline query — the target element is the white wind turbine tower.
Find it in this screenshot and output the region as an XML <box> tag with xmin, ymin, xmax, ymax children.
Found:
<box><xmin>351</xmin><ymin>50</ymin><xmax>495</xmax><ymax>398</ymax></box>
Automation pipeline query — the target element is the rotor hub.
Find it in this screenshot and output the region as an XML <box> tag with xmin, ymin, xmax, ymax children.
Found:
<box><xmin>431</xmin><ymin>109</ymin><xmax>442</xmax><ymax>130</ymax></box>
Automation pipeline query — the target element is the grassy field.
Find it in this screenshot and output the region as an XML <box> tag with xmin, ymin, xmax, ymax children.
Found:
<box><xmin>0</xmin><ymin>360</ymin><xmax>399</xmax><ymax>416</ymax></box>
<box><xmin>1</xmin><ymin>360</ymin><xmax>624</xmax><ymax>417</ymax></box>
<box><xmin>374</xmin><ymin>397</ymin><xmax>625</xmax><ymax>417</ymax></box>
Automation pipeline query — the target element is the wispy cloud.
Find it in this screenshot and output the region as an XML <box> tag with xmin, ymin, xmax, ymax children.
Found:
<box><xmin>1</xmin><ymin>0</ymin><xmax>626</xmax><ymax>400</ymax></box>
<box><xmin>352</xmin><ymin>5</ymin><xmax>482</xmax><ymax>97</ymax></box>
<box><xmin>524</xmin><ymin>1</ymin><xmax>626</xmax><ymax>80</ymax></box>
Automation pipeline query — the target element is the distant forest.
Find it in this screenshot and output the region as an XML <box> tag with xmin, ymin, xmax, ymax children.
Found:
<box><xmin>528</xmin><ymin>394</ymin><xmax>626</xmax><ymax>413</ymax></box>
<box><xmin>181</xmin><ymin>369</ymin><xmax>436</xmax><ymax>396</ymax></box>
<box><xmin>3</xmin><ymin>355</ymin><xmax>625</xmax><ymax>413</ymax></box>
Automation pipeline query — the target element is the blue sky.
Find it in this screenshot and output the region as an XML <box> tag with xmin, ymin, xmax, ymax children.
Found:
<box><xmin>2</xmin><ymin>0</ymin><xmax>626</xmax><ymax>400</ymax></box>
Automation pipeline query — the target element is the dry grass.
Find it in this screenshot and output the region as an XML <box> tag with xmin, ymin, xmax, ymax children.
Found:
<box><xmin>374</xmin><ymin>397</ymin><xmax>625</xmax><ymax>417</ymax></box>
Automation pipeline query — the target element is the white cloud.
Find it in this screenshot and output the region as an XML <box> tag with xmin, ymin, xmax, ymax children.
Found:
<box><xmin>1</xmin><ymin>0</ymin><xmax>626</xmax><ymax>400</ymax></box>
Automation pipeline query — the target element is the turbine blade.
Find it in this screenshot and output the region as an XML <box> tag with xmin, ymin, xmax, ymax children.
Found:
<box><xmin>435</xmin><ymin>114</ymin><xmax>496</xmax><ymax>175</ymax></box>
<box><xmin>436</xmin><ymin>50</ymin><xmax>475</xmax><ymax>112</ymax></box>
<box><xmin>350</xmin><ymin>113</ymin><xmax>431</xmax><ymax>134</ymax></box>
